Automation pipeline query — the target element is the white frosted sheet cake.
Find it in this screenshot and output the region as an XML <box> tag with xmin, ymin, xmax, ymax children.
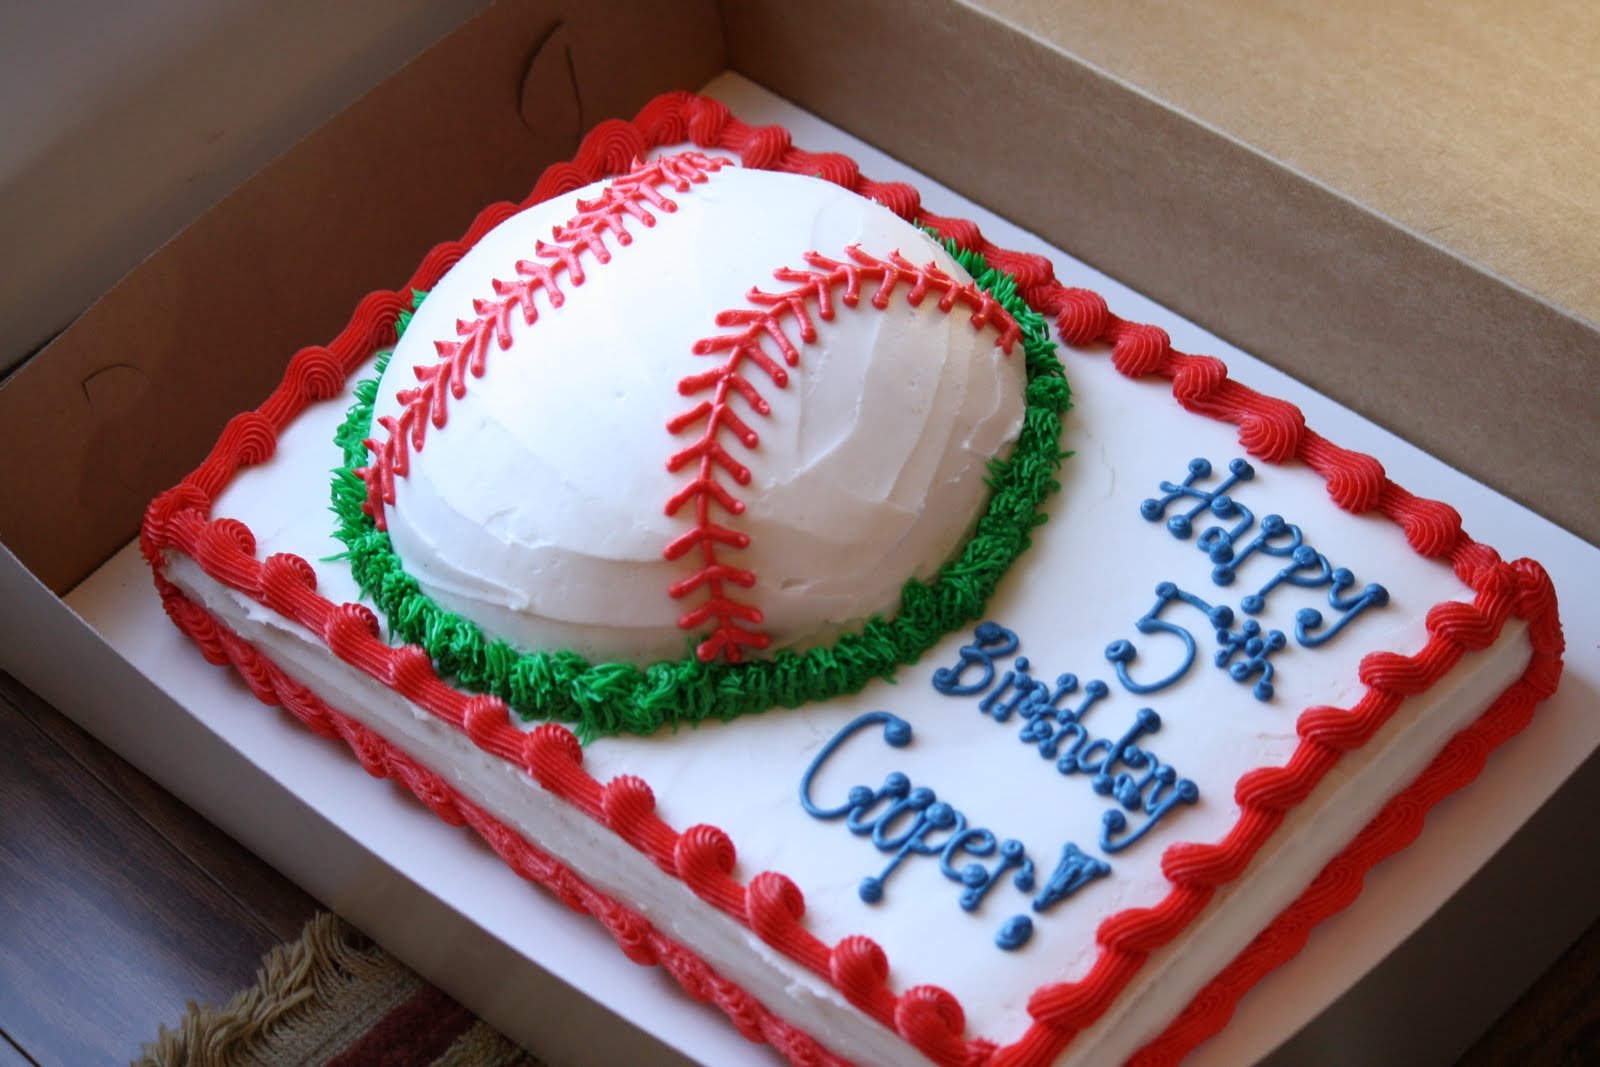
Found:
<box><xmin>141</xmin><ymin>83</ymin><xmax>1562</xmax><ymax>1067</ymax></box>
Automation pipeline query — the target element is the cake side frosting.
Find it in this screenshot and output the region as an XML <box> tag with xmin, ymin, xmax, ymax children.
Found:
<box><xmin>141</xmin><ymin>93</ymin><xmax>1564</xmax><ymax>1067</ymax></box>
<box><xmin>146</xmin><ymin>591</ymin><xmax>865</xmax><ymax>1066</ymax></box>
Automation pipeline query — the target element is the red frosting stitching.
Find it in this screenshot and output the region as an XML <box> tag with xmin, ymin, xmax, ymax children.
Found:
<box><xmin>139</xmin><ymin>95</ymin><xmax>1566</xmax><ymax>1067</ymax></box>
<box><xmin>665</xmin><ymin>247</ymin><xmax>1019</xmax><ymax>662</ymax></box>
<box><xmin>358</xmin><ymin>151</ymin><xmax>730</xmax><ymax>531</ymax></box>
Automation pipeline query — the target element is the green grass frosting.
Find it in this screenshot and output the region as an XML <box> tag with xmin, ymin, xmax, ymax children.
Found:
<box><xmin>331</xmin><ymin>241</ymin><xmax>1070</xmax><ymax>741</ymax></box>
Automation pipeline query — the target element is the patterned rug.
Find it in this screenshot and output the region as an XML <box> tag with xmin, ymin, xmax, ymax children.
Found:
<box><xmin>130</xmin><ymin>906</ymin><xmax>1600</xmax><ymax>1066</ymax></box>
<box><xmin>134</xmin><ymin>914</ymin><xmax>541</xmax><ymax>1067</ymax></box>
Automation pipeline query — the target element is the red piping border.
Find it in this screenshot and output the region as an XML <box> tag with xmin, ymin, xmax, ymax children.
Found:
<box><xmin>140</xmin><ymin>91</ymin><xmax>1564</xmax><ymax>1067</ymax></box>
<box><xmin>156</xmin><ymin>590</ymin><xmax>852</xmax><ymax>1067</ymax></box>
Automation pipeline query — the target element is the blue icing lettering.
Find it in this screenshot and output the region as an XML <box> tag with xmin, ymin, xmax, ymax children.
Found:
<box><xmin>1018</xmin><ymin>675</ymin><xmax>1111</xmax><ymax>764</ymax></box>
<box><xmin>932</xmin><ymin>623</ymin><xmax>1201</xmax><ymax>854</ymax></box>
<box><xmin>1215</xmin><ymin>618</ymin><xmax>1288</xmax><ymax>700</ymax></box>
<box><xmin>1140</xmin><ymin>457</ymin><xmax>1256</xmax><ymax>540</ymax></box>
<box><xmin>798</xmin><ymin>711</ymin><xmax>1058</xmax><ymax>951</ymax></box>
<box><xmin>838</xmin><ymin>777</ymin><xmax>960</xmax><ymax>902</ymax></box>
<box><xmin>1101</xmin><ymin>774</ymin><xmax>1200</xmax><ymax>853</ymax></box>
<box><xmin>842</xmin><ymin>774</ymin><xmax>910</xmax><ymax>835</ymax></box>
<box><xmin>930</xmin><ymin>620</ymin><xmax>1016</xmax><ymax>696</ymax></box>
<box><xmin>1106</xmin><ymin>583</ymin><xmax>1284</xmax><ymax>702</ymax></box>
<box><xmin>1210</xmin><ymin>513</ymin><xmax>1302</xmax><ymax>587</ymax></box>
<box><xmin>995</xmin><ymin>915</ymin><xmax>1034</xmax><ymax>951</ymax></box>
<box><xmin>978</xmin><ymin>656</ymin><xmax>1050</xmax><ymax>722</ymax></box>
<box><xmin>1072</xmin><ymin>707</ymin><xmax>1162</xmax><ymax>792</ymax></box>
<box><xmin>795</xmin><ymin>447</ymin><xmax>1412</xmax><ymax>957</ymax></box>
<box><xmin>1141</xmin><ymin>456</ymin><xmax>1392</xmax><ymax>660</ymax></box>
<box><xmin>948</xmin><ymin>835</ymin><xmax>1034</xmax><ymax>912</ymax></box>
<box><xmin>1033</xmin><ymin>842</ymin><xmax>1111</xmax><ymax>911</ymax></box>
<box><xmin>1105</xmin><ymin>582</ymin><xmax>1234</xmax><ymax>695</ymax></box>
<box><xmin>1195</xmin><ymin>495</ymin><xmax>1256</xmax><ymax>566</ymax></box>
<box><xmin>1240</xmin><ymin>543</ymin><xmax>1329</xmax><ymax>615</ymax></box>
<box><xmin>1296</xmin><ymin>568</ymin><xmax>1390</xmax><ymax>647</ymax></box>
<box><xmin>799</xmin><ymin>711</ymin><xmax>911</xmax><ymax>819</ymax></box>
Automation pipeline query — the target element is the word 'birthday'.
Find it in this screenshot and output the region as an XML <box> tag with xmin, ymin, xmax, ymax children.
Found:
<box><xmin>932</xmin><ymin>622</ymin><xmax>1198</xmax><ymax>856</ymax></box>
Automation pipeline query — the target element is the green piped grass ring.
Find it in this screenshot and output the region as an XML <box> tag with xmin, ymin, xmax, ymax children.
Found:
<box><xmin>331</xmin><ymin>241</ymin><xmax>1069</xmax><ymax>742</ymax></box>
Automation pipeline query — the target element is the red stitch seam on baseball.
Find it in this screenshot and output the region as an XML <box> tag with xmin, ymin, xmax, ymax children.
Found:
<box><xmin>360</xmin><ymin>152</ymin><xmax>731</xmax><ymax>530</ymax></box>
<box><xmin>664</xmin><ymin>246</ymin><xmax>1021</xmax><ymax>663</ymax></box>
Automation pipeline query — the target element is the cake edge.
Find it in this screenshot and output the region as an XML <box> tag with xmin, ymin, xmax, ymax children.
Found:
<box><xmin>139</xmin><ymin>91</ymin><xmax>1566</xmax><ymax>1067</ymax></box>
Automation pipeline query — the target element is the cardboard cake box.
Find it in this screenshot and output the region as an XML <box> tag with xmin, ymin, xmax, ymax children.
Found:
<box><xmin>2</xmin><ymin>2</ymin><xmax>1598</xmax><ymax>1064</ymax></box>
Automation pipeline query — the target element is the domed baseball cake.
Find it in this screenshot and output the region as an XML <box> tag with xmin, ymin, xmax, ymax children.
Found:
<box><xmin>361</xmin><ymin>153</ymin><xmax>1027</xmax><ymax>666</ymax></box>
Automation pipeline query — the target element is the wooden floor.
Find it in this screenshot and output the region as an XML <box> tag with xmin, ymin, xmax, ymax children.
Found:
<box><xmin>1</xmin><ymin>666</ymin><xmax>1594</xmax><ymax>1067</ymax></box>
<box><xmin>0</xmin><ymin>671</ymin><xmax>319</xmax><ymax>1065</ymax></box>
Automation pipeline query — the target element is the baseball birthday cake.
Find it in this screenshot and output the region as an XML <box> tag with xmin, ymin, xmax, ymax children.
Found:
<box><xmin>142</xmin><ymin>92</ymin><xmax>1563</xmax><ymax>1066</ymax></box>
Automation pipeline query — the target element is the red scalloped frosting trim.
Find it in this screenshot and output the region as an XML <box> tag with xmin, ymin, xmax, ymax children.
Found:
<box><xmin>667</xmin><ymin>247</ymin><xmax>1019</xmax><ymax>662</ymax></box>
<box><xmin>140</xmin><ymin>92</ymin><xmax>1565</xmax><ymax>1067</ymax></box>
<box><xmin>155</xmin><ymin>588</ymin><xmax>852</xmax><ymax>1067</ymax></box>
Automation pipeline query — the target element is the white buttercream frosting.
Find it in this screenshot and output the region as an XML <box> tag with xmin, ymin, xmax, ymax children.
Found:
<box><xmin>369</xmin><ymin>163</ymin><xmax>1026</xmax><ymax>664</ymax></box>
<box><xmin>177</xmin><ymin>323</ymin><xmax>1532</xmax><ymax>1064</ymax></box>
<box><xmin>164</xmin><ymin>146</ymin><xmax>1539</xmax><ymax>1067</ymax></box>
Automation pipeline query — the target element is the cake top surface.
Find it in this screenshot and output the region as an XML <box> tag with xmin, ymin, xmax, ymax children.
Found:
<box><xmin>140</xmin><ymin>93</ymin><xmax>1563</xmax><ymax>1067</ymax></box>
